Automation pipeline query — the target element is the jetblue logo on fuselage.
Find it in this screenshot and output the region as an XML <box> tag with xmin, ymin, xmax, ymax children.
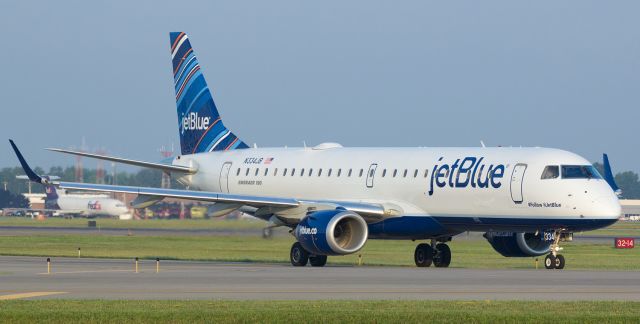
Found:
<box><xmin>427</xmin><ymin>156</ymin><xmax>505</xmax><ymax>196</ymax></box>
<box><xmin>298</xmin><ymin>226</ymin><xmax>318</xmax><ymax>235</ymax></box>
<box><xmin>181</xmin><ymin>112</ymin><xmax>210</xmax><ymax>134</ymax></box>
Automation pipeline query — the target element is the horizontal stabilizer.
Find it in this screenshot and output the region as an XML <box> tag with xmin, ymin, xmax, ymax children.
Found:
<box><xmin>47</xmin><ymin>148</ymin><xmax>196</xmax><ymax>174</ymax></box>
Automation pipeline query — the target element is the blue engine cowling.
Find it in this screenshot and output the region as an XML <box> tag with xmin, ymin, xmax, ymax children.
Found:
<box><xmin>484</xmin><ymin>232</ymin><xmax>552</xmax><ymax>257</ymax></box>
<box><xmin>294</xmin><ymin>209</ymin><xmax>369</xmax><ymax>256</ymax></box>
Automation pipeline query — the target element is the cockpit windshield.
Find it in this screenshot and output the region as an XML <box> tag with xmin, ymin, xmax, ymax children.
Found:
<box><xmin>561</xmin><ymin>165</ymin><xmax>602</xmax><ymax>179</ymax></box>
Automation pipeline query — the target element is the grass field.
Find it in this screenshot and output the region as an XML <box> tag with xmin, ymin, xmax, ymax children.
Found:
<box><xmin>1</xmin><ymin>216</ymin><xmax>638</xmax><ymax>236</ymax></box>
<box><xmin>0</xmin><ymin>233</ymin><xmax>637</xmax><ymax>270</ymax></box>
<box><xmin>0</xmin><ymin>300</ymin><xmax>638</xmax><ymax>323</ymax></box>
<box><xmin>0</xmin><ymin>217</ymin><xmax>266</xmax><ymax>230</ymax></box>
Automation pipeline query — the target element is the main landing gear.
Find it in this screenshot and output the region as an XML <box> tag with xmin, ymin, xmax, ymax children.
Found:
<box><xmin>544</xmin><ymin>230</ymin><xmax>567</xmax><ymax>270</ymax></box>
<box><xmin>290</xmin><ymin>242</ymin><xmax>327</xmax><ymax>267</ymax></box>
<box><xmin>414</xmin><ymin>240</ymin><xmax>451</xmax><ymax>268</ymax></box>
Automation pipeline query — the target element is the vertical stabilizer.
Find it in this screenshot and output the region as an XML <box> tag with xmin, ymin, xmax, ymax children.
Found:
<box><xmin>170</xmin><ymin>32</ymin><xmax>249</xmax><ymax>155</ymax></box>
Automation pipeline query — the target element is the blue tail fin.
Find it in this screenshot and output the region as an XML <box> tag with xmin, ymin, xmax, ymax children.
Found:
<box><xmin>170</xmin><ymin>32</ymin><xmax>249</xmax><ymax>155</ymax></box>
<box><xmin>603</xmin><ymin>153</ymin><xmax>621</xmax><ymax>195</ymax></box>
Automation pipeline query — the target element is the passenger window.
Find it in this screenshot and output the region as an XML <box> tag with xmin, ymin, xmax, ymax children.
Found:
<box><xmin>414</xmin><ymin>169</ymin><xmax>418</xmax><ymax>178</ymax></box>
<box><xmin>309</xmin><ymin>169</ymin><xmax>313</xmax><ymax>176</ymax></box>
<box><xmin>541</xmin><ymin>166</ymin><xmax>559</xmax><ymax>179</ymax></box>
<box><xmin>382</xmin><ymin>169</ymin><xmax>387</xmax><ymax>177</ymax></box>
<box><xmin>393</xmin><ymin>169</ymin><xmax>397</xmax><ymax>177</ymax></box>
<box><xmin>291</xmin><ymin>168</ymin><xmax>296</xmax><ymax>176</ymax></box>
<box><xmin>255</xmin><ymin>168</ymin><xmax>260</xmax><ymax>176</ymax></box>
<box><xmin>328</xmin><ymin>169</ymin><xmax>332</xmax><ymax>177</ymax></box>
<box><xmin>348</xmin><ymin>169</ymin><xmax>352</xmax><ymax>177</ymax></box>
<box><xmin>424</xmin><ymin>169</ymin><xmax>428</xmax><ymax>178</ymax></box>
<box><xmin>337</xmin><ymin>169</ymin><xmax>342</xmax><ymax>177</ymax></box>
<box><xmin>359</xmin><ymin>169</ymin><xmax>364</xmax><ymax>177</ymax></box>
<box><xmin>245</xmin><ymin>168</ymin><xmax>250</xmax><ymax>176</ymax></box>
<box><xmin>300</xmin><ymin>168</ymin><xmax>305</xmax><ymax>177</ymax></box>
<box><xmin>236</xmin><ymin>168</ymin><xmax>241</xmax><ymax>176</ymax></box>
<box><xmin>403</xmin><ymin>169</ymin><xmax>408</xmax><ymax>178</ymax></box>
<box><xmin>264</xmin><ymin>168</ymin><xmax>269</xmax><ymax>176</ymax></box>
<box><xmin>283</xmin><ymin>168</ymin><xmax>288</xmax><ymax>176</ymax></box>
<box><xmin>274</xmin><ymin>168</ymin><xmax>278</xmax><ymax>176</ymax></box>
<box><xmin>318</xmin><ymin>169</ymin><xmax>323</xmax><ymax>176</ymax></box>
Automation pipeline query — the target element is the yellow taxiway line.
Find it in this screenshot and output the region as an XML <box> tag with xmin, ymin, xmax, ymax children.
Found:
<box><xmin>0</xmin><ymin>292</ymin><xmax>66</xmax><ymax>300</ymax></box>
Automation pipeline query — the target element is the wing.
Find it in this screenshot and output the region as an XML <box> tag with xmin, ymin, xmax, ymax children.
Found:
<box><xmin>57</xmin><ymin>182</ymin><xmax>401</xmax><ymax>224</ymax></box>
<box><xmin>47</xmin><ymin>148</ymin><xmax>195</xmax><ymax>174</ymax></box>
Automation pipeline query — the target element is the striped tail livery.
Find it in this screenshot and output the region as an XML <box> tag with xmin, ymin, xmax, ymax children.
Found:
<box><xmin>170</xmin><ymin>32</ymin><xmax>249</xmax><ymax>155</ymax></box>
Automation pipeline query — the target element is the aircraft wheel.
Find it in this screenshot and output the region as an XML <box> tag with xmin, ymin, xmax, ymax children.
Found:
<box><xmin>309</xmin><ymin>255</ymin><xmax>328</xmax><ymax>267</ymax></box>
<box><xmin>544</xmin><ymin>254</ymin><xmax>556</xmax><ymax>269</ymax></box>
<box><xmin>433</xmin><ymin>243</ymin><xmax>451</xmax><ymax>268</ymax></box>
<box><xmin>290</xmin><ymin>242</ymin><xmax>309</xmax><ymax>267</ymax></box>
<box><xmin>554</xmin><ymin>254</ymin><xmax>565</xmax><ymax>270</ymax></box>
<box><xmin>414</xmin><ymin>243</ymin><xmax>434</xmax><ymax>267</ymax></box>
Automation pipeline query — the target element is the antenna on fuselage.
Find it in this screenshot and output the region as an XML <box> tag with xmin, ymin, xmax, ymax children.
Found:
<box><xmin>480</xmin><ymin>140</ymin><xmax>486</xmax><ymax>148</ymax></box>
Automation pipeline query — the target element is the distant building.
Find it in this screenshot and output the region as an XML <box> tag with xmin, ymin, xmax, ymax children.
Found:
<box><xmin>23</xmin><ymin>193</ymin><xmax>45</xmax><ymax>210</ymax></box>
<box><xmin>620</xmin><ymin>199</ymin><xmax>640</xmax><ymax>221</ymax></box>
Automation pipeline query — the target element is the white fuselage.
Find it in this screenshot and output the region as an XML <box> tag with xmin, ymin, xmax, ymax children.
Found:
<box><xmin>173</xmin><ymin>145</ymin><xmax>620</xmax><ymax>237</ymax></box>
<box><xmin>56</xmin><ymin>194</ymin><xmax>129</xmax><ymax>217</ymax></box>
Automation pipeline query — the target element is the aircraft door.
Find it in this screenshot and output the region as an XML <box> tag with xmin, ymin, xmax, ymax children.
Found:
<box><xmin>510</xmin><ymin>164</ymin><xmax>527</xmax><ymax>204</ymax></box>
<box><xmin>219</xmin><ymin>162</ymin><xmax>232</xmax><ymax>193</ymax></box>
<box><xmin>366</xmin><ymin>163</ymin><xmax>378</xmax><ymax>188</ymax></box>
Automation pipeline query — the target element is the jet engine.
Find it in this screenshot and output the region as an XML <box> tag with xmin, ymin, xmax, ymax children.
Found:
<box><xmin>294</xmin><ymin>209</ymin><xmax>368</xmax><ymax>256</ymax></box>
<box><xmin>484</xmin><ymin>232</ymin><xmax>551</xmax><ymax>257</ymax></box>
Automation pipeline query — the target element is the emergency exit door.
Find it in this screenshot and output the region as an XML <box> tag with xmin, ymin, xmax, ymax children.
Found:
<box><xmin>366</xmin><ymin>163</ymin><xmax>378</xmax><ymax>188</ymax></box>
<box><xmin>219</xmin><ymin>162</ymin><xmax>232</xmax><ymax>193</ymax></box>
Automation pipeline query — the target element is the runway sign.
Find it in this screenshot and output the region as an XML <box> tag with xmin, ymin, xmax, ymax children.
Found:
<box><xmin>615</xmin><ymin>238</ymin><xmax>635</xmax><ymax>249</ymax></box>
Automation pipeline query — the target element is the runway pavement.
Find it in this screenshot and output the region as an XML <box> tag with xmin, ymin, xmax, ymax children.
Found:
<box><xmin>0</xmin><ymin>256</ymin><xmax>639</xmax><ymax>301</ymax></box>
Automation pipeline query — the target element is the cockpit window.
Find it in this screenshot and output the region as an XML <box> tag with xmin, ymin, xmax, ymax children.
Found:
<box><xmin>561</xmin><ymin>165</ymin><xmax>602</xmax><ymax>179</ymax></box>
<box><xmin>541</xmin><ymin>166</ymin><xmax>559</xmax><ymax>179</ymax></box>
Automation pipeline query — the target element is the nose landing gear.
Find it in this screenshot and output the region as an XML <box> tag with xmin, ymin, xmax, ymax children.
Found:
<box><xmin>544</xmin><ymin>230</ymin><xmax>567</xmax><ymax>270</ymax></box>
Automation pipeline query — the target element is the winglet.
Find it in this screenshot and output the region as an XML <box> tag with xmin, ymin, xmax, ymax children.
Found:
<box><xmin>8</xmin><ymin>139</ymin><xmax>45</xmax><ymax>184</ymax></box>
<box><xmin>603</xmin><ymin>153</ymin><xmax>621</xmax><ymax>196</ymax></box>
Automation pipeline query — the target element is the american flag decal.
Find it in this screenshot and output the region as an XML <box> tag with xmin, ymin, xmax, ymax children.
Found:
<box><xmin>264</xmin><ymin>158</ymin><xmax>274</xmax><ymax>164</ymax></box>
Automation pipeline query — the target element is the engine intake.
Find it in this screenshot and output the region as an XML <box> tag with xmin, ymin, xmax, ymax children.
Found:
<box><xmin>294</xmin><ymin>209</ymin><xmax>368</xmax><ymax>256</ymax></box>
<box><xmin>484</xmin><ymin>232</ymin><xmax>551</xmax><ymax>257</ymax></box>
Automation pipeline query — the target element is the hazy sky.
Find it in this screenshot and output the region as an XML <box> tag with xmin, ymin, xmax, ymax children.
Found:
<box><xmin>1</xmin><ymin>1</ymin><xmax>639</xmax><ymax>173</ymax></box>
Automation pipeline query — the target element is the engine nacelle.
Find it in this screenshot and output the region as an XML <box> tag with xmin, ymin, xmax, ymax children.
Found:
<box><xmin>484</xmin><ymin>232</ymin><xmax>551</xmax><ymax>257</ymax></box>
<box><xmin>294</xmin><ymin>209</ymin><xmax>368</xmax><ymax>256</ymax></box>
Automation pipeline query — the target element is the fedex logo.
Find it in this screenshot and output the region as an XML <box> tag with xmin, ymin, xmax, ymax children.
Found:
<box><xmin>88</xmin><ymin>201</ymin><xmax>102</xmax><ymax>210</ymax></box>
<box><xmin>427</xmin><ymin>156</ymin><xmax>505</xmax><ymax>196</ymax></box>
<box><xmin>181</xmin><ymin>112</ymin><xmax>211</xmax><ymax>134</ymax></box>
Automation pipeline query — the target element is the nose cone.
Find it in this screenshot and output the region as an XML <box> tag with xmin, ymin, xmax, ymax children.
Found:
<box><xmin>595</xmin><ymin>192</ymin><xmax>621</xmax><ymax>220</ymax></box>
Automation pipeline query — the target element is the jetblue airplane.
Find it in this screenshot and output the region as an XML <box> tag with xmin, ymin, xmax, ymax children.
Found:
<box><xmin>11</xmin><ymin>32</ymin><xmax>621</xmax><ymax>270</ymax></box>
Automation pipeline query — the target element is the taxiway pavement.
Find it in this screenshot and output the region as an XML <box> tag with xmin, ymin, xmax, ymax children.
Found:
<box><xmin>0</xmin><ymin>256</ymin><xmax>638</xmax><ymax>300</ymax></box>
